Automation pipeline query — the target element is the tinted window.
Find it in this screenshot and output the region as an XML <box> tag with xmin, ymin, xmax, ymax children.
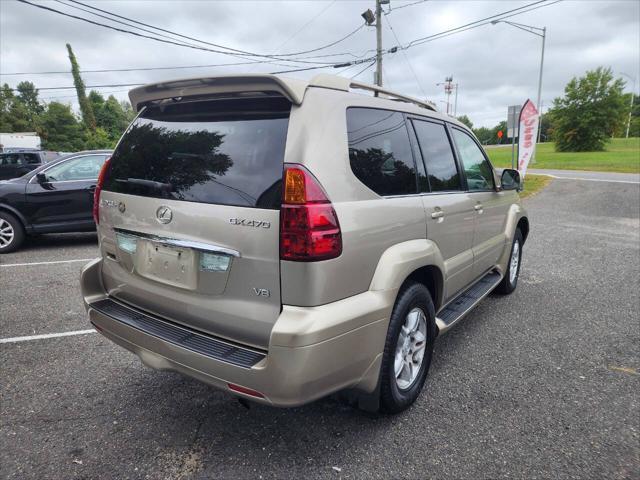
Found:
<box><xmin>347</xmin><ymin>108</ymin><xmax>417</xmax><ymax>196</ymax></box>
<box><xmin>411</xmin><ymin>120</ymin><xmax>461</xmax><ymax>192</ymax></box>
<box><xmin>23</xmin><ymin>153</ymin><xmax>41</xmax><ymax>164</ymax></box>
<box><xmin>0</xmin><ymin>153</ymin><xmax>21</xmax><ymax>166</ymax></box>
<box><xmin>451</xmin><ymin>128</ymin><xmax>494</xmax><ymax>191</ymax></box>
<box><xmin>104</xmin><ymin>97</ymin><xmax>290</xmax><ymax>209</ymax></box>
<box><xmin>45</xmin><ymin>155</ymin><xmax>108</xmax><ymax>181</ymax></box>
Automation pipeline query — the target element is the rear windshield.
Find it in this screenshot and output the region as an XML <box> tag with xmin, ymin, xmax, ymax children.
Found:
<box><xmin>103</xmin><ymin>96</ymin><xmax>290</xmax><ymax>209</ymax></box>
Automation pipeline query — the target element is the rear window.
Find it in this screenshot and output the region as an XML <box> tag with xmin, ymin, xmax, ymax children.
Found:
<box><xmin>104</xmin><ymin>96</ymin><xmax>290</xmax><ymax>209</ymax></box>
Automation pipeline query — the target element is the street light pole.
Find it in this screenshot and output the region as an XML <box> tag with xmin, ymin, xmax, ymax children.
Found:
<box><xmin>492</xmin><ymin>20</ymin><xmax>547</xmax><ymax>165</ymax></box>
<box><xmin>535</xmin><ymin>27</ymin><xmax>546</xmax><ymax>144</ymax></box>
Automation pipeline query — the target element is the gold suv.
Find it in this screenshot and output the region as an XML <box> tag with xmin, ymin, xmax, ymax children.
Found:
<box><xmin>80</xmin><ymin>74</ymin><xmax>528</xmax><ymax>413</ymax></box>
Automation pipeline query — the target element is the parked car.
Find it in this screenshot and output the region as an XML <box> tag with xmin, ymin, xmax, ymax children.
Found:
<box><xmin>80</xmin><ymin>74</ymin><xmax>528</xmax><ymax>413</ymax></box>
<box><xmin>0</xmin><ymin>150</ymin><xmax>112</xmax><ymax>252</ymax></box>
<box><xmin>0</xmin><ymin>150</ymin><xmax>61</xmax><ymax>180</ymax></box>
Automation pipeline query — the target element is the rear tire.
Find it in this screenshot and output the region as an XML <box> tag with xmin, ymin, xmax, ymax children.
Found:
<box><xmin>0</xmin><ymin>211</ymin><xmax>25</xmax><ymax>254</ymax></box>
<box><xmin>495</xmin><ymin>229</ymin><xmax>523</xmax><ymax>294</ymax></box>
<box><xmin>380</xmin><ymin>282</ymin><xmax>436</xmax><ymax>413</ymax></box>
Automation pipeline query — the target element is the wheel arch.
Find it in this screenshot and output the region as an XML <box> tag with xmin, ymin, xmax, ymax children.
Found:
<box><xmin>369</xmin><ymin>239</ymin><xmax>446</xmax><ymax>311</ymax></box>
<box><xmin>403</xmin><ymin>265</ymin><xmax>444</xmax><ymax>312</ymax></box>
<box><xmin>517</xmin><ymin>216</ymin><xmax>529</xmax><ymax>244</ymax></box>
<box><xmin>0</xmin><ymin>204</ymin><xmax>30</xmax><ymax>232</ymax></box>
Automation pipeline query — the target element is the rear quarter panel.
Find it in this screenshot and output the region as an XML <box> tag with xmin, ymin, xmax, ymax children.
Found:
<box><xmin>280</xmin><ymin>89</ymin><xmax>434</xmax><ymax>306</ymax></box>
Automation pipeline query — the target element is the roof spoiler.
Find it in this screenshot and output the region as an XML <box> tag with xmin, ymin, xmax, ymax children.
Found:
<box><xmin>128</xmin><ymin>74</ymin><xmax>308</xmax><ymax>111</ymax></box>
<box><xmin>128</xmin><ymin>73</ymin><xmax>437</xmax><ymax>113</ymax></box>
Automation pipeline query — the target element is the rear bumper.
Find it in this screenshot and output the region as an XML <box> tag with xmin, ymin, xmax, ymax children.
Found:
<box><xmin>81</xmin><ymin>258</ymin><xmax>394</xmax><ymax>407</ymax></box>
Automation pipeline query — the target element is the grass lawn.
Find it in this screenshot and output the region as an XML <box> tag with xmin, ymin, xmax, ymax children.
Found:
<box><xmin>486</xmin><ymin>137</ymin><xmax>640</xmax><ymax>173</ymax></box>
<box><xmin>520</xmin><ymin>173</ymin><xmax>552</xmax><ymax>199</ymax></box>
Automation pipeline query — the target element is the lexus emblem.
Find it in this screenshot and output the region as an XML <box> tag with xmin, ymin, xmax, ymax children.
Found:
<box><xmin>156</xmin><ymin>206</ymin><xmax>173</xmax><ymax>224</ymax></box>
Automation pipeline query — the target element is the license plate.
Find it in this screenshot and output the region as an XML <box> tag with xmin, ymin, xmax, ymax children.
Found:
<box><xmin>135</xmin><ymin>241</ymin><xmax>198</xmax><ymax>290</ymax></box>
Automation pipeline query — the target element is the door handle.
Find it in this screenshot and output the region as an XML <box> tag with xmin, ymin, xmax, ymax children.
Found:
<box><xmin>431</xmin><ymin>210</ymin><xmax>445</xmax><ymax>219</ymax></box>
<box><xmin>86</xmin><ymin>185</ymin><xmax>96</xmax><ymax>192</ymax></box>
<box><xmin>474</xmin><ymin>204</ymin><xmax>483</xmax><ymax>211</ymax></box>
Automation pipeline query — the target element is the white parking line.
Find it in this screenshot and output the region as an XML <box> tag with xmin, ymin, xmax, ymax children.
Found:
<box><xmin>0</xmin><ymin>258</ymin><xmax>93</xmax><ymax>268</ymax></box>
<box><xmin>0</xmin><ymin>329</ymin><xmax>96</xmax><ymax>344</ymax></box>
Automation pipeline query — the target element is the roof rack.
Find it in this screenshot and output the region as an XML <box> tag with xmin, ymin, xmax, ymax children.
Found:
<box><xmin>308</xmin><ymin>74</ymin><xmax>437</xmax><ymax>112</ymax></box>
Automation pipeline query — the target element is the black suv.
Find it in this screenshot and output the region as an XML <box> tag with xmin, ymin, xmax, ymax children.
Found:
<box><xmin>0</xmin><ymin>150</ymin><xmax>60</xmax><ymax>180</ymax></box>
<box><xmin>0</xmin><ymin>150</ymin><xmax>112</xmax><ymax>253</ymax></box>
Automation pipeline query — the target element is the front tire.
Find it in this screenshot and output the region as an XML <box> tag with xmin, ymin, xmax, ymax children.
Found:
<box><xmin>380</xmin><ymin>282</ymin><xmax>436</xmax><ymax>413</ymax></box>
<box><xmin>495</xmin><ymin>229</ymin><xmax>523</xmax><ymax>294</ymax></box>
<box><xmin>0</xmin><ymin>211</ymin><xmax>25</xmax><ymax>254</ymax></box>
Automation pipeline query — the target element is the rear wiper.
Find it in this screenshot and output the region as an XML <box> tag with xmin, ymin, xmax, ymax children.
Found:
<box><xmin>115</xmin><ymin>178</ymin><xmax>173</xmax><ymax>191</ymax></box>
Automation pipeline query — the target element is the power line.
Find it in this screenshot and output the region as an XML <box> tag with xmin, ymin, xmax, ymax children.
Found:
<box><xmin>16</xmin><ymin>0</ymin><xmax>336</xmax><ymax>66</ymax></box>
<box><xmin>40</xmin><ymin>88</ymin><xmax>131</xmax><ymax>100</ymax></box>
<box><xmin>65</xmin><ymin>0</ymin><xmax>363</xmax><ymax>61</ymax></box>
<box><xmin>7</xmin><ymin>1</ymin><xmax>563</xmax><ymax>87</ymax></box>
<box><xmin>351</xmin><ymin>61</ymin><xmax>377</xmax><ymax>80</ymax></box>
<box><xmin>383</xmin><ymin>12</ymin><xmax>426</xmax><ymax>98</ymax></box>
<box><xmin>388</xmin><ymin>0</ymin><xmax>430</xmax><ymax>12</ymax></box>
<box><xmin>406</xmin><ymin>1</ymin><xmax>553</xmax><ymax>49</ymax></box>
<box><xmin>7</xmin><ymin>83</ymin><xmax>143</xmax><ymax>91</ymax></box>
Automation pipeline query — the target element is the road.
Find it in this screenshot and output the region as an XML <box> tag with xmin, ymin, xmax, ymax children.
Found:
<box><xmin>1</xmin><ymin>176</ymin><xmax>639</xmax><ymax>479</ymax></box>
<box><xmin>528</xmin><ymin>168</ymin><xmax>640</xmax><ymax>184</ymax></box>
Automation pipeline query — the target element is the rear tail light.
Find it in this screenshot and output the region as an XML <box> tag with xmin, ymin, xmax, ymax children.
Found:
<box><xmin>93</xmin><ymin>156</ymin><xmax>111</xmax><ymax>225</ymax></box>
<box><xmin>280</xmin><ymin>164</ymin><xmax>342</xmax><ymax>261</ymax></box>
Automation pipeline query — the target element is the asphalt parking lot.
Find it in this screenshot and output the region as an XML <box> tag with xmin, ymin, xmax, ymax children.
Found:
<box><xmin>1</xmin><ymin>176</ymin><xmax>639</xmax><ymax>479</ymax></box>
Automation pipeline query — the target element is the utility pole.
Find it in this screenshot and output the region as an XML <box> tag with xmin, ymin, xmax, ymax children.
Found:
<box><xmin>375</xmin><ymin>0</ymin><xmax>383</xmax><ymax>86</ymax></box>
<box><xmin>436</xmin><ymin>77</ymin><xmax>454</xmax><ymax>115</ymax></box>
<box><xmin>361</xmin><ymin>0</ymin><xmax>387</xmax><ymax>86</ymax></box>
<box><xmin>453</xmin><ymin>83</ymin><xmax>459</xmax><ymax>116</ymax></box>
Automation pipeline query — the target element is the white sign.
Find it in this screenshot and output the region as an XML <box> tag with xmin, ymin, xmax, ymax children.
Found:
<box><xmin>507</xmin><ymin>105</ymin><xmax>521</xmax><ymax>138</ymax></box>
<box><xmin>517</xmin><ymin>99</ymin><xmax>539</xmax><ymax>178</ymax></box>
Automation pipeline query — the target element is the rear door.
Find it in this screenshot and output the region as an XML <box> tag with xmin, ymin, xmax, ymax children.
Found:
<box><xmin>450</xmin><ymin>127</ymin><xmax>510</xmax><ymax>278</ymax></box>
<box><xmin>98</xmin><ymin>96</ymin><xmax>290</xmax><ymax>349</ymax></box>
<box><xmin>409</xmin><ymin>118</ymin><xmax>476</xmax><ymax>301</ymax></box>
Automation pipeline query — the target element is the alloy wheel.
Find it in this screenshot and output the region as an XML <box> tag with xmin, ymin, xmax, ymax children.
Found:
<box><xmin>0</xmin><ymin>219</ymin><xmax>14</xmax><ymax>249</ymax></box>
<box><xmin>394</xmin><ymin>307</ymin><xmax>428</xmax><ymax>390</ymax></box>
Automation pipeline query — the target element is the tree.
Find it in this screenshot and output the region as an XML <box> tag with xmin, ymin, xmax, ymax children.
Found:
<box><xmin>39</xmin><ymin>102</ymin><xmax>85</xmax><ymax>151</ymax></box>
<box><xmin>84</xmin><ymin>127</ymin><xmax>111</xmax><ymax>150</ymax></box>
<box><xmin>16</xmin><ymin>81</ymin><xmax>43</xmax><ymax>128</ymax></box>
<box><xmin>472</xmin><ymin>126</ymin><xmax>493</xmax><ymax>145</ymax></box>
<box><xmin>66</xmin><ymin>43</ymin><xmax>96</xmax><ymax>130</ymax></box>
<box><xmin>100</xmin><ymin>95</ymin><xmax>130</xmax><ymax>142</ymax></box>
<box><xmin>0</xmin><ymin>84</ymin><xmax>16</xmax><ymax>132</ymax></box>
<box><xmin>456</xmin><ymin>115</ymin><xmax>473</xmax><ymax>129</ymax></box>
<box><xmin>550</xmin><ymin>67</ymin><xmax>627</xmax><ymax>151</ymax></box>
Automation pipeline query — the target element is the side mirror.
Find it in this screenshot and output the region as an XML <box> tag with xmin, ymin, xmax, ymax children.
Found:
<box><xmin>36</xmin><ymin>173</ymin><xmax>48</xmax><ymax>184</ymax></box>
<box><xmin>500</xmin><ymin>169</ymin><xmax>522</xmax><ymax>191</ymax></box>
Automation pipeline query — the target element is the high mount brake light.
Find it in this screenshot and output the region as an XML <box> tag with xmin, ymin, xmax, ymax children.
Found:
<box><xmin>280</xmin><ymin>164</ymin><xmax>342</xmax><ymax>261</ymax></box>
<box><xmin>93</xmin><ymin>156</ymin><xmax>111</xmax><ymax>225</ymax></box>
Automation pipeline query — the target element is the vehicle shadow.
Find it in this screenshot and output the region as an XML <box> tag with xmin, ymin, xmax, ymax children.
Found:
<box><xmin>22</xmin><ymin>232</ymin><xmax>98</xmax><ymax>251</ymax></box>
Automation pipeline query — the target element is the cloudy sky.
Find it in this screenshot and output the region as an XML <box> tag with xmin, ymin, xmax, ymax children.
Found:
<box><xmin>1</xmin><ymin>0</ymin><xmax>638</xmax><ymax>127</ymax></box>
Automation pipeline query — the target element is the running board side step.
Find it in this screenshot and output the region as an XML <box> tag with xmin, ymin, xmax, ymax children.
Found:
<box><xmin>436</xmin><ymin>271</ymin><xmax>502</xmax><ymax>334</ymax></box>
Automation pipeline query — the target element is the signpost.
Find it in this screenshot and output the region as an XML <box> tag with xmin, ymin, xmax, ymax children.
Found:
<box><xmin>507</xmin><ymin>105</ymin><xmax>521</xmax><ymax>169</ymax></box>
